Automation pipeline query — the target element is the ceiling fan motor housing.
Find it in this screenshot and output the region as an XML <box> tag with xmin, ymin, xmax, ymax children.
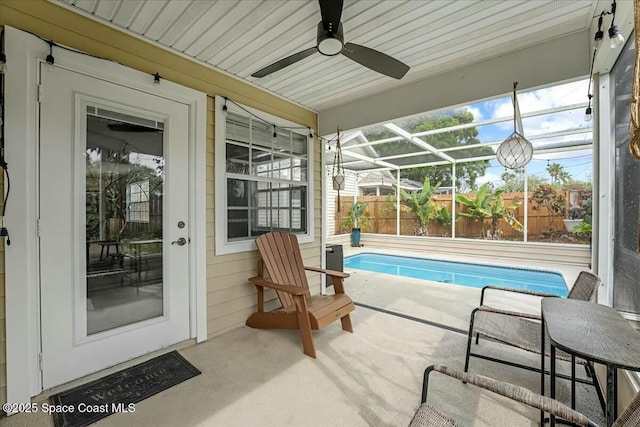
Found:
<box><xmin>317</xmin><ymin>21</ymin><xmax>344</xmax><ymax>56</ymax></box>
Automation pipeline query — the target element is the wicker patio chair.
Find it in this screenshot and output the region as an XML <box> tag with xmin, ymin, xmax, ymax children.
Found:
<box><xmin>410</xmin><ymin>364</ymin><xmax>640</xmax><ymax>427</ymax></box>
<box><xmin>464</xmin><ymin>271</ymin><xmax>601</xmax><ymax>383</ymax></box>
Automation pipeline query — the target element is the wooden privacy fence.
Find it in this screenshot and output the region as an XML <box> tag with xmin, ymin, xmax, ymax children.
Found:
<box><xmin>335</xmin><ymin>193</ymin><xmax>582</xmax><ymax>239</ymax></box>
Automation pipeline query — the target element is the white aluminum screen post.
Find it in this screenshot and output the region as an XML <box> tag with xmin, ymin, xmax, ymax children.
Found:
<box><xmin>354</xmin><ymin>172</ymin><xmax>358</xmax><ymax>204</ymax></box>
<box><xmin>597</xmin><ymin>73</ymin><xmax>614</xmax><ymax>306</ymax></box>
<box><xmin>320</xmin><ymin>130</ymin><xmax>327</xmax><ymax>295</ymax></box>
<box><xmin>523</xmin><ymin>166</ymin><xmax>528</xmax><ymax>242</ymax></box>
<box><xmin>451</xmin><ymin>164</ymin><xmax>457</xmax><ymax>238</ymax></box>
<box><xmin>396</xmin><ymin>170</ymin><xmax>401</xmax><ymax>236</ymax></box>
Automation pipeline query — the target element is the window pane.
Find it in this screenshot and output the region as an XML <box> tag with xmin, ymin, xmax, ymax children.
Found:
<box><xmin>226</xmin><ymin>113</ymin><xmax>250</xmax><ymax>144</ymax></box>
<box><xmin>251</xmin><ymin>148</ymin><xmax>272</xmax><ymax>177</ymax></box>
<box><xmin>274</xmin><ymin>128</ymin><xmax>291</xmax><ymax>153</ymax></box>
<box><xmin>292</xmin><ymin>132</ymin><xmax>307</xmax><ymax>156</ymax></box>
<box><xmin>251</xmin><ymin>119</ymin><xmax>272</xmax><ymax>149</ymax></box>
<box><xmin>228</xmin><ymin>210</ymin><xmax>249</xmax><ymax>239</ymax></box>
<box><xmin>227</xmin><ymin>179</ymin><xmax>249</xmax><ymax>207</ymax></box>
<box><xmin>291</xmin><ymin>158</ymin><xmax>307</xmax><ymax>182</ymax></box>
<box><xmin>226</xmin><ymin>143</ymin><xmax>249</xmax><ymax>174</ymax></box>
<box><xmin>220</xmin><ymin>103</ymin><xmax>310</xmax><ymax>247</ymax></box>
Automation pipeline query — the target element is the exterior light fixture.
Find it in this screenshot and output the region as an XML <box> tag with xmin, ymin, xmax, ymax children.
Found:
<box><xmin>496</xmin><ymin>82</ymin><xmax>533</xmax><ymax>169</ymax></box>
<box><xmin>608</xmin><ymin>24</ymin><xmax>624</xmax><ymax>48</ymax></box>
<box><xmin>608</xmin><ymin>0</ymin><xmax>624</xmax><ymax>48</ymax></box>
<box><xmin>584</xmin><ymin>106</ymin><xmax>593</xmax><ymax>122</ymax></box>
<box><xmin>594</xmin><ymin>14</ymin><xmax>605</xmax><ymax>49</ymax></box>
<box><xmin>45</xmin><ymin>41</ymin><xmax>55</xmax><ymax>71</ymax></box>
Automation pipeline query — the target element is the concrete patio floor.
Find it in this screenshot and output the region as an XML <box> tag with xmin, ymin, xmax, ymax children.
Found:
<box><xmin>1</xmin><ymin>249</ymin><xmax>604</xmax><ymax>427</ymax></box>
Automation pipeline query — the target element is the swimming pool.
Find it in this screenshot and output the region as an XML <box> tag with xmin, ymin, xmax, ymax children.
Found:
<box><xmin>344</xmin><ymin>253</ymin><xmax>568</xmax><ymax>296</ymax></box>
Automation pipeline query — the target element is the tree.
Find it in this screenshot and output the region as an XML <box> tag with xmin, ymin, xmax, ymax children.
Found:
<box><xmin>456</xmin><ymin>183</ymin><xmax>523</xmax><ymax>239</ymax></box>
<box><xmin>396</xmin><ymin>177</ymin><xmax>440</xmax><ymax>236</ymax></box>
<box><xmin>341</xmin><ymin>201</ymin><xmax>370</xmax><ymax>232</ymax></box>
<box><xmin>529</xmin><ymin>184</ymin><xmax>566</xmax><ymax>231</ymax></box>
<box><xmin>546</xmin><ymin>163</ymin><xmax>571</xmax><ymax>187</ymax></box>
<box><xmin>369</xmin><ymin>110</ymin><xmax>494</xmax><ymax>191</ymax></box>
<box><xmin>498</xmin><ymin>170</ymin><xmax>547</xmax><ymax>192</ymax></box>
<box><xmin>433</xmin><ymin>203</ymin><xmax>455</xmax><ymax>236</ymax></box>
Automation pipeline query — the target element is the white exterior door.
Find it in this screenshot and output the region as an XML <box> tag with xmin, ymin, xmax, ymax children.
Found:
<box><xmin>39</xmin><ymin>65</ymin><xmax>191</xmax><ymax>389</ymax></box>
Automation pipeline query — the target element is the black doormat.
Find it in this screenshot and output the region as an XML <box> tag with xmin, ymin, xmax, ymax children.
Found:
<box><xmin>49</xmin><ymin>351</ymin><xmax>200</xmax><ymax>427</ymax></box>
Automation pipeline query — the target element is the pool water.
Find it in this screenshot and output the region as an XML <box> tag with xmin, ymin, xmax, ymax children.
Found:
<box><xmin>344</xmin><ymin>253</ymin><xmax>568</xmax><ymax>296</ymax></box>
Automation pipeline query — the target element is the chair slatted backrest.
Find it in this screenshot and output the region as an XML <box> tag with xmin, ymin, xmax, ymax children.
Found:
<box><xmin>613</xmin><ymin>390</ymin><xmax>640</xmax><ymax>426</ymax></box>
<box><xmin>567</xmin><ymin>271</ymin><xmax>601</xmax><ymax>301</ymax></box>
<box><xmin>255</xmin><ymin>232</ymin><xmax>309</xmax><ymax>309</ymax></box>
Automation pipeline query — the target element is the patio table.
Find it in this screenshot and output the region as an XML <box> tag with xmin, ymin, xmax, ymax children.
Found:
<box><xmin>540</xmin><ymin>298</ymin><xmax>640</xmax><ymax>427</ymax></box>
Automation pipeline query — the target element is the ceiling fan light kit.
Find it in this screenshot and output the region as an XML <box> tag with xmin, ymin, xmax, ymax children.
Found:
<box><xmin>251</xmin><ymin>0</ymin><xmax>409</xmax><ymax>79</ymax></box>
<box><xmin>317</xmin><ymin>22</ymin><xmax>343</xmax><ymax>56</ymax></box>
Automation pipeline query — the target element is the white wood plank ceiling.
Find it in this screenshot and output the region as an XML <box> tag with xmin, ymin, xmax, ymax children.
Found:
<box><xmin>55</xmin><ymin>0</ymin><xmax>598</xmax><ymax>113</ymax></box>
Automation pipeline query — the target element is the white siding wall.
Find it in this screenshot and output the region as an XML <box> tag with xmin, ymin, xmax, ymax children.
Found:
<box><xmin>326</xmin><ymin>171</ymin><xmax>358</xmax><ymax>236</ymax></box>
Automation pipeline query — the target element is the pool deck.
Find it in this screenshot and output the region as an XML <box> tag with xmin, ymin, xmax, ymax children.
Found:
<box><xmin>338</xmin><ymin>245</ymin><xmax>586</xmax><ymax>329</ymax></box>
<box><xmin>2</xmin><ymin>245</ymin><xmax>604</xmax><ymax>427</ymax></box>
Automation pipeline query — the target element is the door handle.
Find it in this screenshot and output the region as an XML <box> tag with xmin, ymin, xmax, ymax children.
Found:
<box><xmin>171</xmin><ymin>237</ymin><xmax>187</xmax><ymax>246</ymax></box>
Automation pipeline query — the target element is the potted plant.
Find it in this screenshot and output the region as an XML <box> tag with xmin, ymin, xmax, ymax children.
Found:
<box><xmin>563</xmin><ymin>196</ymin><xmax>592</xmax><ymax>232</ymax></box>
<box><xmin>563</xmin><ymin>206</ymin><xmax>584</xmax><ymax>232</ymax></box>
<box><xmin>347</xmin><ymin>201</ymin><xmax>368</xmax><ymax>247</ymax></box>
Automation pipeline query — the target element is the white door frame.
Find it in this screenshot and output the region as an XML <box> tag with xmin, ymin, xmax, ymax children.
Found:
<box><xmin>4</xmin><ymin>26</ymin><xmax>207</xmax><ymax>407</ymax></box>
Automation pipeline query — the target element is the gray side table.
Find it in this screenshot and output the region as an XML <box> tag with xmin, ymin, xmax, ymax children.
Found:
<box><xmin>541</xmin><ymin>298</ymin><xmax>640</xmax><ymax>427</ymax></box>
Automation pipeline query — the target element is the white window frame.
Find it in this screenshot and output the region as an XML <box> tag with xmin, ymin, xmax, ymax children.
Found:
<box><xmin>214</xmin><ymin>96</ymin><xmax>314</xmax><ymax>255</ymax></box>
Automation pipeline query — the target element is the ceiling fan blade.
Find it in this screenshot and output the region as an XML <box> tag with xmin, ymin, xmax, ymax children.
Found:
<box><xmin>319</xmin><ymin>0</ymin><xmax>343</xmax><ymax>33</ymax></box>
<box><xmin>342</xmin><ymin>43</ymin><xmax>410</xmax><ymax>79</ymax></box>
<box><xmin>251</xmin><ymin>46</ymin><xmax>319</xmax><ymax>78</ymax></box>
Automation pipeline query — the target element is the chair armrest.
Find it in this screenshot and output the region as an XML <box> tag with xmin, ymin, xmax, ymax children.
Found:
<box><xmin>248</xmin><ymin>277</ymin><xmax>310</xmax><ymax>296</ymax></box>
<box><xmin>480</xmin><ymin>285</ymin><xmax>559</xmax><ymax>306</ymax></box>
<box><xmin>304</xmin><ymin>265</ymin><xmax>350</xmax><ymax>279</ymax></box>
<box><xmin>421</xmin><ymin>365</ymin><xmax>599</xmax><ymax>427</ymax></box>
<box><xmin>475</xmin><ymin>305</ymin><xmax>542</xmax><ymax>321</ymax></box>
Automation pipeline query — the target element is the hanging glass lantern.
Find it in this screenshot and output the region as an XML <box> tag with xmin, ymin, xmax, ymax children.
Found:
<box><xmin>496</xmin><ymin>131</ymin><xmax>534</xmax><ymax>169</ymax></box>
<box><xmin>496</xmin><ymin>82</ymin><xmax>534</xmax><ymax>169</ymax></box>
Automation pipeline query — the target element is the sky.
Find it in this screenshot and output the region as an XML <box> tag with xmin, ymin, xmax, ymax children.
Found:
<box><xmin>465</xmin><ymin>79</ymin><xmax>593</xmax><ymax>187</ymax></box>
<box><xmin>339</xmin><ymin>78</ymin><xmax>594</xmax><ymax>189</ymax></box>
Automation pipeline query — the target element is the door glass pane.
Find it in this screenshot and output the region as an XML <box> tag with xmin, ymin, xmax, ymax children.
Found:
<box><xmin>85</xmin><ymin>108</ymin><xmax>164</xmax><ymax>335</ymax></box>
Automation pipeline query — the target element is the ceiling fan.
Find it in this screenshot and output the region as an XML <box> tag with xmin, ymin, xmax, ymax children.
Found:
<box><xmin>251</xmin><ymin>0</ymin><xmax>410</xmax><ymax>80</ymax></box>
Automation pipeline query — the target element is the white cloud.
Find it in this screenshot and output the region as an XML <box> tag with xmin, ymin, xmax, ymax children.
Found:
<box><xmin>490</xmin><ymin>79</ymin><xmax>591</xmax><ymax>138</ymax></box>
<box><xmin>465</xmin><ymin>105</ymin><xmax>484</xmax><ymax>121</ymax></box>
<box><xmin>475</xmin><ymin>172</ymin><xmax>502</xmax><ymax>186</ymax></box>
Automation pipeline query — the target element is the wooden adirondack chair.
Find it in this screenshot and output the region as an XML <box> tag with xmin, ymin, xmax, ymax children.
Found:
<box><xmin>246</xmin><ymin>232</ymin><xmax>355</xmax><ymax>358</ymax></box>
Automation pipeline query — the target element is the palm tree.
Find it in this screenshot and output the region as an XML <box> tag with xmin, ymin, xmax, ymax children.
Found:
<box><xmin>547</xmin><ymin>163</ymin><xmax>571</xmax><ymax>187</ymax></box>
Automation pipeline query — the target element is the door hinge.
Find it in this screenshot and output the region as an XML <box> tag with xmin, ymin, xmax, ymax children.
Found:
<box><xmin>38</xmin><ymin>353</ymin><xmax>43</xmax><ymax>371</ymax></box>
<box><xmin>37</xmin><ymin>218</ymin><xmax>41</xmax><ymax>237</ymax></box>
<box><xmin>37</xmin><ymin>84</ymin><xmax>43</xmax><ymax>103</ymax></box>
